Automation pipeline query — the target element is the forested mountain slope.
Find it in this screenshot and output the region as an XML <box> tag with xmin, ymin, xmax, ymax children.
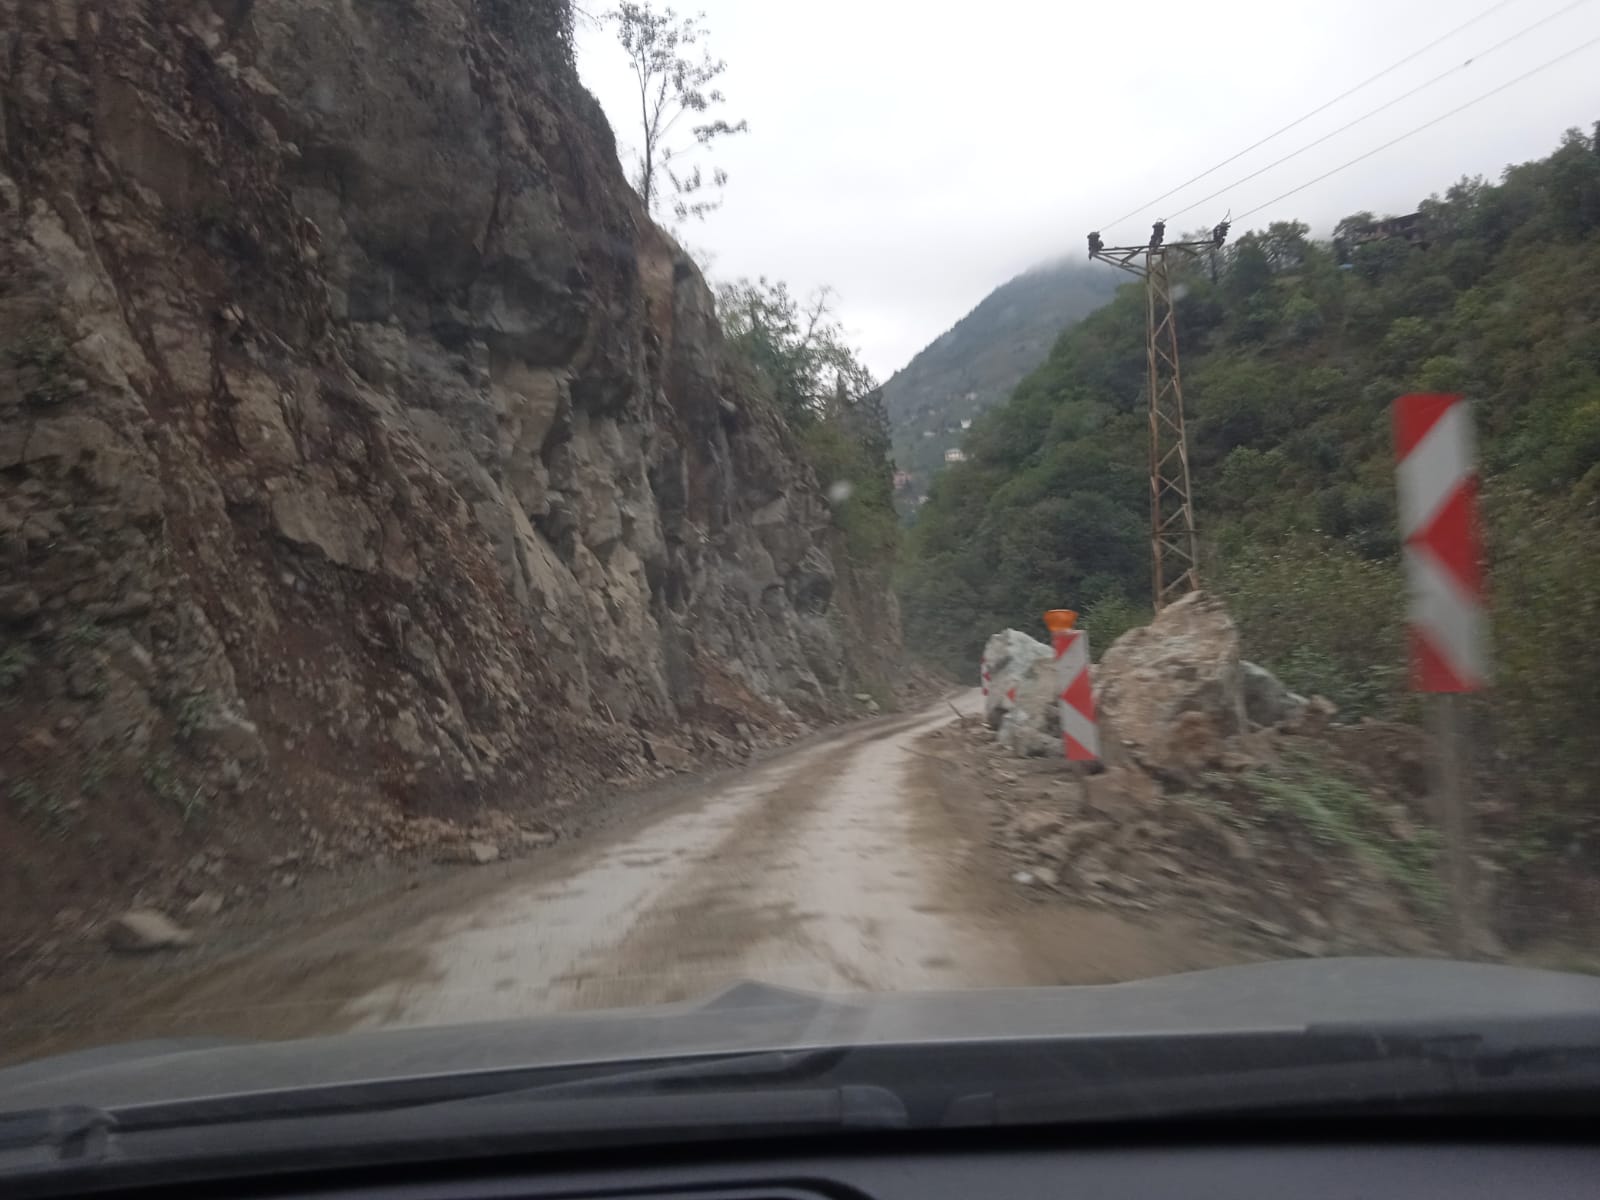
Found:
<box><xmin>883</xmin><ymin>261</ymin><xmax>1116</xmax><ymax>501</ymax></box>
<box><xmin>902</xmin><ymin>124</ymin><xmax>1600</xmax><ymax>856</ymax></box>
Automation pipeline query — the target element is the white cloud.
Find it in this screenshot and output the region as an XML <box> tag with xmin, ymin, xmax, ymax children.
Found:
<box><xmin>577</xmin><ymin>0</ymin><xmax>1600</xmax><ymax>377</ymax></box>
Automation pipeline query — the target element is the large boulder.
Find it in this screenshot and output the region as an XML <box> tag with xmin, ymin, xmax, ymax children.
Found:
<box><xmin>1096</xmin><ymin>592</ymin><xmax>1247</xmax><ymax>777</ymax></box>
<box><xmin>106</xmin><ymin>909</ymin><xmax>193</xmax><ymax>953</ymax></box>
<box><xmin>1240</xmin><ymin>660</ymin><xmax>1309</xmax><ymax>728</ymax></box>
<box><xmin>981</xmin><ymin>630</ymin><xmax>1052</xmax><ymax>727</ymax></box>
<box><xmin>980</xmin><ymin>630</ymin><xmax>1060</xmax><ymax>757</ymax></box>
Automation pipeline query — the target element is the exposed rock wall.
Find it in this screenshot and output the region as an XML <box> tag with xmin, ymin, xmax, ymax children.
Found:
<box><xmin>0</xmin><ymin>0</ymin><xmax>895</xmax><ymax>949</ymax></box>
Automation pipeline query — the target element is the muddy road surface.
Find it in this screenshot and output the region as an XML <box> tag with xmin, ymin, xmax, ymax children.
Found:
<box><xmin>6</xmin><ymin>695</ymin><xmax>1234</xmax><ymax>1058</ymax></box>
<box><xmin>352</xmin><ymin>697</ymin><xmax>1023</xmax><ymax>1027</ymax></box>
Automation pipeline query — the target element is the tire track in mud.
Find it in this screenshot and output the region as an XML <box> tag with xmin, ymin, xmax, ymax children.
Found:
<box><xmin>344</xmin><ymin>711</ymin><xmax>951</xmax><ymax>1026</ymax></box>
<box><xmin>551</xmin><ymin>701</ymin><xmax>1033</xmax><ymax>1010</ymax></box>
<box><xmin>548</xmin><ymin>734</ymin><xmax>869</xmax><ymax>1010</ymax></box>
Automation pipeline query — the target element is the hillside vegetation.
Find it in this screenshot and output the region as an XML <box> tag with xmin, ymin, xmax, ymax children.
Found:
<box><xmin>884</xmin><ymin>261</ymin><xmax>1116</xmax><ymax>502</ymax></box>
<box><xmin>901</xmin><ymin>124</ymin><xmax>1600</xmax><ymax>857</ymax></box>
<box><xmin>716</xmin><ymin>277</ymin><xmax>903</xmax><ymax>696</ymax></box>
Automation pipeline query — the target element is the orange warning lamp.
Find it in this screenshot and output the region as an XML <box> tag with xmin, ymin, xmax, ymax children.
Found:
<box><xmin>1043</xmin><ymin>609</ymin><xmax>1078</xmax><ymax>633</ymax></box>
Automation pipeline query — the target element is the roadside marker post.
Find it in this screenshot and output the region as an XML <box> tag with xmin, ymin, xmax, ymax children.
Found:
<box><xmin>1045</xmin><ymin>610</ymin><xmax>1100</xmax><ymax>802</ymax></box>
<box><xmin>1394</xmin><ymin>393</ymin><xmax>1488</xmax><ymax>959</ymax></box>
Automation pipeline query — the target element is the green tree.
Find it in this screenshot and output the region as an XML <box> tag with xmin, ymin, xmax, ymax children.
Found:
<box><xmin>716</xmin><ymin>278</ymin><xmax>898</xmax><ymax>568</ymax></box>
<box><xmin>1224</xmin><ymin>234</ymin><xmax>1273</xmax><ymax>303</ymax></box>
<box><xmin>481</xmin><ymin>0</ymin><xmax>577</xmax><ymax>66</ymax></box>
<box><xmin>716</xmin><ymin>278</ymin><xmax>873</xmax><ymax>425</ymax></box>
<box><xmin>1283</xmin><ymin>293</ymin><xmax>1323</xmax><ymax>343</ymax></box>
<box><xmin>1260</xmin><ymin>220</ymin><xmax>1311</xmax><ymax>272</ymax></box>
<box><xmin>1546</xmin><ymin>126</ymin><xmax>1600</xmax><ymax>239</ymax></box>
<box><xmin>896</xmin><ymin>122</ymin><xmax>1600</xmax><ymax>881</ymax></box>
<box><xmin>605</xmin><ymin>3</ymin><xmax>748</xmax><ymax>220</ymax></box>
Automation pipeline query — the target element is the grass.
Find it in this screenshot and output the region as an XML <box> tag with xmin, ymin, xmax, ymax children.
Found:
<box><xmin>1190</xmin><ymin>783</ymin><xmax>1263</xmax><ymax>830</ymax></box>
<box><xmin>9</xmin><ymin>779</ymin><xmax>43</xmax><ymax>813</ymax></box>
<box><xmin>7</xmin><ymin>329</ymin><xmax>74</xmax><ymax>406</ymax></box>
<box><xmin>80</xmin><ymin>754</ymin><xmax>110</xmax><ymax>797</ymax></box>
<box><xmin>8</xmin><ymin>329</ymin><xmax>67</xmax><ymax>371</ymax></box>
<box><xmin>1504</xmin><ymin>809</ymin><xmax>1576</xmax><ymax>869</ymax></box>
<box><xmin>175</xmin><ymin>691</ymin><xmax>212</xmax><ymax>741</ymax></box>
<box><xmin>1242</xmin><ymin>748</ymin><xmax>1443</xmax><ymax>912</ymax></box>
<box><xmin>144</xmin><ymin>753</ymin><xmax>207</xmax><ymax>824</ymax></box>
<box><xmin>60</xmin><ymin>619</ymin><xmax>105</xmax><ymax>649</ymax></box>
<box><xmin>9</xmin><ymin>778</ymin><xmax>79</xmax><ymax>838</ymax></box>
<box><xmin>852</xmin><ymin>676</ymin><xmax>897</xmax><ymax>714</ymax></box>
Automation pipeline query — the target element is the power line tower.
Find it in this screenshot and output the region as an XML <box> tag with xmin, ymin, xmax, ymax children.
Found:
<box><xmin>1088</xmin><ymin>219</ymin><xmax>1229</xmax><ymax>611</ymax></box>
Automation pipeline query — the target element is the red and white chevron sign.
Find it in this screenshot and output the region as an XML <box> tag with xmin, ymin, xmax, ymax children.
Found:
<box><xmin>1053</xmin><ymin>629</ymin><xmax>1100</xmax><ymax>761</ymax></box>
<box><xmin>1394</xmin><ymin>393</ymin><xmax>1488</xmax><ymax>692</ymax></box>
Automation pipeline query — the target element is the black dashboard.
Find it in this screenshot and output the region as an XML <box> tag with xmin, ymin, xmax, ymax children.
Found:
<box><xmin>118</xmin><ymin>1131</ymin><xmax>1600</xmax><ymax>1200</ymax></box>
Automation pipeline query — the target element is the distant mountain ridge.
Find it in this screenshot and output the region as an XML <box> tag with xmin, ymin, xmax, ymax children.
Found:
<box><xmin>884</xmin><ymin>259</ymin><xmax>1118</xmax><ymax>502</ymax></box>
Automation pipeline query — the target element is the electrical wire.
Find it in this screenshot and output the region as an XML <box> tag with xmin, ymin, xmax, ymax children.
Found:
<box><xmin>1096</xmin><ymin>0</ymin><xmax>1517</xmax><ymax>235</ymax></box>
<box><xmin>1161</xmin><ymin>0</ymin><xmax>1594</xmax><ymax>226</ymax></box>
<box><xmin>1232</xmin><ymin>29</ymin><xmax>1600</xmax><ymax>222</ymax></box>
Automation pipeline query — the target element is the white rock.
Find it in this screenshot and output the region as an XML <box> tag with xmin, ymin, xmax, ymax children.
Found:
<box><xmin>106</xmin><ymin>909</ymin><xmax>193</xmax><ymax>953</ymax></box>
<box><xmin>1096</xmin><ymin>592</ymin><xmax>1245</xmax><ymax>775</ymax></box>
<box><xmin>1241</xmin><ymin>660</ymin><xmax>1308</xmax><ymax>727</ymax></box>
<box><xmin>981</xmin><ymin>629</ymin><xmax>1054</xmax><ymax>727</ymax></box>
<box><xmin>981</xmin><ymin>629</ymin><xmax>1064</xmax><ymax>758</ymax></box>
<box><xmin>184</xmin><ymin>890</ymin><xmax>224</xmax><ymax>918</ymax></box>
<box><xmin>438</xmin><ymin>840</ymin><xmax>500</xmax><ymax>865</ymax></box>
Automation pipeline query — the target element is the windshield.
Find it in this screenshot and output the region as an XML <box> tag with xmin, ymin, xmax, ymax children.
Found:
<box><xmin>3</xmin><ymin>0</ymin><xmax>1599</xmax><ymax>1133</ymax></box>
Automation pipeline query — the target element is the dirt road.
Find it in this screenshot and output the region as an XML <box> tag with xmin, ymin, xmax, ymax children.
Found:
<box><xmin>344</xmin><ymin>692</ymin><xmax>1232</xmax><ymax>1030</ymax></box>
<box><xmin>350</xmin><ymin>696</ymin><xmax>1028</xmax><ymax>1027</ymax></box>
<box><xmin>5</xmin><ymin>695</ymin><xmax>1233</xmax><ymax>1059</ymax></box>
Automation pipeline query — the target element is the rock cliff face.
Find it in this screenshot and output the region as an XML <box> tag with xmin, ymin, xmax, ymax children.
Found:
<box><xmin>0</xmin><ymin>0</ymin><xmax>897</xmax><ymax>949</ymax></box>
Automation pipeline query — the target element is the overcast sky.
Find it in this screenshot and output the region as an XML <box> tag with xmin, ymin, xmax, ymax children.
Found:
<box><xmin>575</xmin><ymin>0</ymin><xmax>1600</xmax><ymax>379</ymax></box>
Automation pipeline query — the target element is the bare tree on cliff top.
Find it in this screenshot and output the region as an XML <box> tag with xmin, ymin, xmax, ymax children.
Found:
<box><xmin>605</xmin><ymin>3</ymin><xmax>748</xmax><ymax>221</ymax></box>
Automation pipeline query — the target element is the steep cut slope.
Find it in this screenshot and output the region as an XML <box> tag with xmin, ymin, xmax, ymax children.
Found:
<box><xmin>0</xmin><ymin>0</ymin><xmax>898</xmax><ymax>967</ymax></box>
<box><xmin>884</xmin><ymin>260</ymin><xmax>1116</xmax><ymax>501</ymax></box>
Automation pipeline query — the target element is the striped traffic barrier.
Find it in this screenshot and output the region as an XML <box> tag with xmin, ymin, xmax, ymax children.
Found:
<box><xmin>1394</xmin><ymin>393</ymin><xmax>1488</xmax><ymax>692</ymax></box>
<box><xmin>1044</xmin><ymin>610</ymin><xmax>1099</xmax><ymax>762</ymax></box>
<box><xmin>1394</xmin><ymin>392</ymin><xmax>1487</xmax><ymax>959</ymax></box>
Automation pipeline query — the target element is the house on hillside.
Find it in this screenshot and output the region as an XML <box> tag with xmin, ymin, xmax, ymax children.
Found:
<box><xmin>893</xmin><ymin>470</ymin><xmax>914</xmax><ymax>490</ymax></box>
<box><xmin>1335</xmin><ymin>211</ymin><xmax>1428</xmax><ymax>263</ymax></box>
<box><xmin>943</xmin><ymin>448</ymin><xmax>967</xmax><ymax>464</ymax></box>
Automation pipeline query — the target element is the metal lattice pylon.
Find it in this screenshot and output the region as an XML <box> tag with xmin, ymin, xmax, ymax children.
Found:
<box><xmin>1088</xmin><ymin>221</ymin><xmax>1228</xmax><ymax>610</ymax></box>
<box><xmin>1144</xmin><ymin>248</ymin><xmax>1198</xmax><ymax>609</ymax></box>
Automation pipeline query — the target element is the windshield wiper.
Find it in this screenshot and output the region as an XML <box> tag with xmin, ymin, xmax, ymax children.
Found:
<box><xmin>0</xmin><ymin>1105</ymin><xmax>115</xmax><ymax>1174</ymax></box>
<box><xmin>101</xmin><ymin>1046</ymin><xmax>846</xmax><ymax>1132</ymax></box>
<box><xmin>0</xmin><ymin>1050</ymin><xmax>905</xmax><ymax>1196</ymax></box>
<box><xmin>943</xmin><ymin>1019</ymin><xmax>1600</xmax><ymax>1126</ymax></box>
